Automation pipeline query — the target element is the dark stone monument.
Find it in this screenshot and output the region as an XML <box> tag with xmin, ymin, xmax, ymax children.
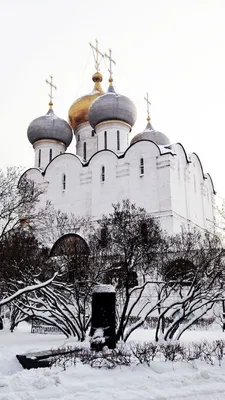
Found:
<box><xmin>90</xmin><ymin>284</ymin><xmax>116</xmax><ymax>350</ymax></box>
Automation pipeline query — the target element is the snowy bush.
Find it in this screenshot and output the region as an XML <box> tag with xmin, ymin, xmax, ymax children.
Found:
<box><xmin>50</xmin><ymin>340</ymin><xmax>225</xmax><ymax>370</ymax></box>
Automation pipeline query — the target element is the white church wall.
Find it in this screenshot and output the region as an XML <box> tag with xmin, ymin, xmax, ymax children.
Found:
<box><xmin>169</xmin><ymin>144</ymin><xmax>215</xmax><ymax>233</ymax></box>
<box><xmin>125</xmin><ymin>141</ymin><xmax>160</xmax><ymax>212</ymax></box>
<box><xmin>33</xmin><ymin>140</ymin><xmax>65</xmax><ymax>170</ymax></box>
<box><xmin>204</xmin><ymin>173</ymin><xmax>215</xmax><ymax>232</ymax></box>
<box><xmin>170</xmin><ymin>144</ymin><xmax>189</xmax><ymax>229</ymax></box>
<box><xmin>188</xmin><ymin>153</ymin><xmax>206</xmax><ymax>229</ymax></box>
<box><xmin>23</xmin><ymin>138</ymin><xmax>215</xmax><ymax>245</ymax></box>
<box><xmin>89</xmin><ymin>150</ymin><xmax>119</xmax><ymax>219</ymax></box>
<box><xmin>44</xmin><ymin>154</ymin><xmax>86</xmax><ymax>216</ymax></box>
<box><xmin>74</xmin><ymin>122</ymin><xmax>97</xmax><ymax>160</ymax></box>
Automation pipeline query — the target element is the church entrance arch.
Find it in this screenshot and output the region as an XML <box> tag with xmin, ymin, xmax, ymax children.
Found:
<box><xmin>50</xmin><ymin>233</ymin><xmax>89</xmax><ymax>257</ymax></box>
<box><xmin>50</xmin><ymin>233</ymin><xmax>89</xmax><ymax>284</ymax></box>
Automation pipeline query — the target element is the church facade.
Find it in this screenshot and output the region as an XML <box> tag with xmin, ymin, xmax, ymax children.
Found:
<box><xmin>22</xmin><ymin>47</ymin><xmax>215</xmax><ymax>237</ymax></box>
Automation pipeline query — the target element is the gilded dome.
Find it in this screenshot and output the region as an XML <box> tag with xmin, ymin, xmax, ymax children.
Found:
<box><xmin>130</xmin><ymin>121</ymin><xmax>170</xmax><ymax>146</ymax></box>
<box><xmin>68</xmin><ymin>72</ymin><xmax>104</xmax><ymax>130</ymax></box>
<box><xmin>27</xmin><ymin>108</ymin><xmax>73</xmax><ymax>148</ymax></box>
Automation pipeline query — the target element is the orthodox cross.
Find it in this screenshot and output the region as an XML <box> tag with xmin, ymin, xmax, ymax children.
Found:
<box><xmin>104</xmin><ymin>49</ymin><xmax>116</xmax><ymax>83</ymax></box>
<box><xmin>144</xmin><ymin>92</ymin><xmax>151</xmax><ymax>122</ymax></box>
<box><xmin>89</xmin><ymin>39</ymin><xmax>104</xmax><ymax>72</ymax></box>
<box><xmin>45</xmin><ymin>75</ymin><xmax>57</xmax><ymax>108</ymax></box>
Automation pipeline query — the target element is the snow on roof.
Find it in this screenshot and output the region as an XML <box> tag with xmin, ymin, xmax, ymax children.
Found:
<box><xmin>158</xmin><ymin>145</ymin><xmax>176</xmax><ymax>155</ymax></box>
<box><xmin>93</xmin><ymin>284</ymin><xmax>115</xmax><ymax>293</ymax></box>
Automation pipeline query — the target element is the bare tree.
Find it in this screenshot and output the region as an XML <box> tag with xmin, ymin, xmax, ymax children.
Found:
<box><xmin>10</xmin><ymin>198</ymin><xmax>225</xmax><ymax>343</ymax></box>
<box><xmin>12</xmin><ymin>232</ymin><xmax>106</xmax><ymax>339</ymax></box>
<box><xmin>0</xmin><ymin>167</ymin><xmax>57</xmax><ymax>315</ymax></box>
<box><xmin>93</xmin><ymin>199</ymin><xmax>164</xmax><ymax>342</ymax></box>
<box><xmin>153</xmin><ymin>231</ymin><xmax>225</xmax><ymax>341</ymax></box>
<box><xmin>0</xmin><ymin>167</ymin><xmax>48</xmax><ymax>239</ymax></box>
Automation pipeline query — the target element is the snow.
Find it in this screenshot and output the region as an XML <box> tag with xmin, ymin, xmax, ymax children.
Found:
<box><xmin>1</xmin><ymin>323</ymin><xmax>225</xmax><ymax>399</ymax></box>
<box><xmin>93</xmin><ymin>284</ymin><xmax>115</xmax><ymax>293</ymax></box>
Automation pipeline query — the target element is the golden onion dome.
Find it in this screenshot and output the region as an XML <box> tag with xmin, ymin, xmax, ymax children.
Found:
<box><xmin>68</xmin><ymin>72</ymin><xmax>104</xmax><ymax>130</ymax></box>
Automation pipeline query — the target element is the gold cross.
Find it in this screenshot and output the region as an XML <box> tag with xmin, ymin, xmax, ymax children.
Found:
<box><xmin>45</xmin><ymin>75</ymin><xmax>57</xmax><ymax>108</ymax></box>
<box><xmin>104</xmin><ymin>48</ymin><xmax>116</xmax><ymax>84</ymax></box>
<box><xmin>89</xmin><ymin>39</ymin><xmax>104</xmax><ymax>72</ymax></box>
<box><xmin>144</xmin><ymin>92</ymin><xmax>151</xmax><ymax>122</ymax></box>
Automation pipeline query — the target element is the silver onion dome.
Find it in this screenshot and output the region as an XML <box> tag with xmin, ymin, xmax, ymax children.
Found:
<box><xmin>130</xmin><ymin>121</ymin><xmax>170</xmax><ymax>146</ymax></box>
<box><xmin>88</xmin><ymin>86</ymin><xmax>137</xmax><ymax>129</ymax></box>
<box><xmin>27</xmin><ymin>108</ymin><xmax>73</xmax><ymax>148</ymax></box>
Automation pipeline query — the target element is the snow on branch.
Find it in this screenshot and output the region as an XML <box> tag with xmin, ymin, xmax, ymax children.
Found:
<box><xmin>0</xmin><ymin>273</ymin><xmax>57</xmax><ymax>307</ymax></box>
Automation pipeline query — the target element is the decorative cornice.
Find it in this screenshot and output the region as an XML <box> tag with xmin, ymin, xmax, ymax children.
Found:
<box><xmin>96</xmin><ymin>120</ymin><xmax>131</xmax><ymax>129</ymax></box>
<box><xmin>33</xmin><ymin>139</ymin><xmax>65</xmax><ymax>147</ymax></box>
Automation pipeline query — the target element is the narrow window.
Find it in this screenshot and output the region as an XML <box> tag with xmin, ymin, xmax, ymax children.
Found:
<box><xmin>101</xmin><ymin>166</ymin><xmax>105</xmax><ymax>182</ymax></box>
<box><xmin>77</xmin><ymin>134</ymin><xmax>80</xmax><ymax>142</ymax></box>
<box><xmin>62</xmin><ymin>173</ymin><xmax>66</xmax><ymax>190</ymax></box>
<box><xmin>49</xmin><ymin>148</ymin><xmax>52</xmax><ymax>163</ymax></box>
<box><xmin>117</xmin><ymin>130</ymin><xmax>120</xmax><ymax>151</ymax></box>
<box><xmin>91</xmin><ymin>130</ymin><xmax>95</xmax><ymax>137</ymax></box>
<box><xmin>140</xmin><ymin>157</ymin><xmax>144</xmax><ymax>175</ymax></box>
<box><xmin>38</xmin><ymin>149</ymin><xmax>41</xmax><ymax>168</ymax></box>
<box><xmin>100</xmin><ymin>225</ymin><xmax>108</xmax><ymax>247</ymax></box>
<box><xmin>141</xmin><ymin>222</ymin><xmax>148</xmax><ymax>243</ymax></box>
<box><xmin>83</xmin><ymin>142</ymin><xmax>87</xmax><ymax>160</ymax></box>
<box><xmin>104</xmin><ymin>131</ymin><xmax>107</xmax><ymax>149</ymax></box>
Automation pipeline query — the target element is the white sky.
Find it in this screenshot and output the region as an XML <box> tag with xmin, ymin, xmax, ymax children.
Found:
<box><xmin>0</xmin><ymin>0</ymin><xmax>225</xmax><ymax>196</ymax></box>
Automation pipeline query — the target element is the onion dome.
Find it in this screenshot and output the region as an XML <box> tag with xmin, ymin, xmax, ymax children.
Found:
<box><xmin>27</xmin><ymin>108</ymin><xmax>73</xmax><ymax>147</ymax></box>
<box><xmin>68</xmin><ymin>72</ymin><xmax>104</xmax><ymax>130</ymax></box>
<box><xmin>88</xmin><ymin>84</ymin><xmax>137</xmax><ymax>129</ymax></box>
<box><xmin>131</xmin><ymin>119</ymin><xmax>170</xmax><ymax>146</ymax></box>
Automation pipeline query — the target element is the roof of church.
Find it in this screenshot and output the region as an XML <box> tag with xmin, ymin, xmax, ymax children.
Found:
<box><xmin>68</xmin><ymin>72</ymin><xmax>104</xmax><ymax>131</ymax></box>
<box><xmin>88</xmin><ymin>84</ymin><xmax>137</xmax><ymax>128</ymax></box>
<box><xmin>131</xmin><ymin>121</ymin><xmax>170</xmax><ymax>146</ymax></box>
<box><xmin>27</xmin><ymin>108</ymin><xmax>73</xmax><ymax>147</ymax></box>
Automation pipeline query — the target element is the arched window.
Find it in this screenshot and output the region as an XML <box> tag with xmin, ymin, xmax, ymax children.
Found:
<box><xmin>62</xmin><ymin>173</ymin><xmax>66</xmax><ymax>190</ymax></box>
<box><xmin>91</xmin><ymin>130</ymin><xmax>95</xmax><ymax>137</ymax></box>
<box><xmin>101</xmin><ymin>166</ymin><xmax>105</xmax><ymax>182</ymax></box>
<box><xmin>38</xmin><ymin>149</ymin><xmax>41</xmax><ymax>168</ymax></box>
<box><xmin>117</xmin><ymin>130</ymin><xmax>120</xmax><ymax>151</ymax></box>
<box><xmin>104</xmin><ymin>131</ymin><xmax>107</xmax><ymax>149</ymax></box>
<box><xmin>140</xmin><ymin>157</ymin><xmax>144</xmax><ymax>175</ymax></box>
<box><xmin>83</xmin><ymin>142</ymin><xmax>87</xmax><ymax>160</ymax></box>
<box><xmin>49</xmin><ymin>148</ymin><xmax>52</xmax><ymax>162</ymax></box>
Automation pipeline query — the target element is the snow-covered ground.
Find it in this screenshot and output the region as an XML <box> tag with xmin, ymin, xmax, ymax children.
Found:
<box><xmin>1</xmin><ymin>323</ymin><xmax>225</xmax><ymax>400</ymax></box>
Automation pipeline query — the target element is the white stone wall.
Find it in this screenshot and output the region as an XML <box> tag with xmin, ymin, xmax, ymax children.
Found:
<box><xmin>33</xmin><ymin>140</ymin><xmax>65</xmax><ymax>170</ymax></box>
<box><xmin>25</xmin><ymin>138</ymin><xmax>215</xmax><ymax>242</ymax></box>
<box><xmin>74</xmin><ymin>122</ymin><xmax>97</xmax><ymax>160</ymax></box>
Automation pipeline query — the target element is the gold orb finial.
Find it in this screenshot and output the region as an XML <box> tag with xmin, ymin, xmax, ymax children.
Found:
<box><xmin>68</xmin><ymin>73</ymin><xmax>104</xmax><ymax>130</ymax></box>
<box><xmin>92</xmin><ymin>72</ymin><xmax>103</xmax><ymax>82</ymax></box>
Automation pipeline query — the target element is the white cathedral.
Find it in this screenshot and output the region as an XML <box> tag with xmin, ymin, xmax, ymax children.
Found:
<box><xmin>22</xmin><ymin>44</ymin><xmax>215</xmax><ymax>238</ymax></box>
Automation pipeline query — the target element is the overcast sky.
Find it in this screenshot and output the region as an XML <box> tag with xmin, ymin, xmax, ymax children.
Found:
<box><xmin>0</xmin><ymin>0</ymin><xmax>225</xmax><ymax>196</ymax></box>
